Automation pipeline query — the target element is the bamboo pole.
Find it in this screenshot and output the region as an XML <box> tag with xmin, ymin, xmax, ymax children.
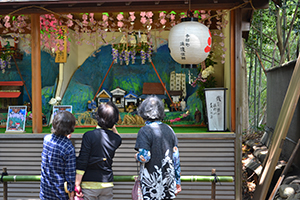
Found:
<box><xmin>2</xmin><ymin>168</ymin><xmax>7</xmax><ymax>200</ymax></box>
<box><xmin>1</xmin><ymin>175</ymin><xmax>233</xmax><ymax>182</ymax></box>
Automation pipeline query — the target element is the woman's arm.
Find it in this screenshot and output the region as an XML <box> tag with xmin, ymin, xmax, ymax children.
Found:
<box><xmin>134</xmin><ymin>148</ymin><xmax>151</xmax><ymax>163</ymax></box>
<box><xmin>173</xmin><ymin>146</ymin><xmax>182</xmax><ymax>194</ymax></box>
<box><xmin>74</xmin><ymin>173</ymin><xmax>84</xmax><ymax>198</ymax></box>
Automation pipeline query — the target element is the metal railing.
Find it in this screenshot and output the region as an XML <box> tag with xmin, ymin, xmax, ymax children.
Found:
<box><xmin>1</xmin><ymin>168</ymin><xmax>233</xmax><ymax>200</ymax></box>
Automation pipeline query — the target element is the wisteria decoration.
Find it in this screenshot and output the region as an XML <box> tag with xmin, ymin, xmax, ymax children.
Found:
<box><xmin>131</xmin><ymin>49</ymin><xmax>136</xmax><ymax>64</ymax></box>
<box><xmin>140</xmin><ymin>49</ymin><xmax>146</xmax><ymax>65</ymax></box>
<box><xmin>112</xmin><ymin>47</ymin><xmax>118</xmax><ymax>63</ymax></box>
<box><xmin>0</xmin><ymin>10</ymin><xmax>229</xmax><ymax>70</ymax></box>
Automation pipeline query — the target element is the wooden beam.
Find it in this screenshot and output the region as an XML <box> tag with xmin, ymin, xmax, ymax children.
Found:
<box><xmin>31</xmin><ymin>14</ymin><xmax>43</xmax><ymax>133</ymax></box>
<box><xmin>0</xmin><ymin>2</ymin><xmax>242</xmax><ymax>15</ymax></box>
<box><xmin>230</xmin><ymin>10</ymin><xmax>236</xmax><ymax>132</ymax></box>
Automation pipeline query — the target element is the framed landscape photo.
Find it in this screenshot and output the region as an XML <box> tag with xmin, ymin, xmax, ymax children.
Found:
<box><xmin>52</xmin><ymin>105</ymin><xmax>72</xmax><ymax>117</ymax></box>
<box><xmin>6</xmin><ymin>106</ymin><xmax>27</xmax><ymax>133</ymax></box>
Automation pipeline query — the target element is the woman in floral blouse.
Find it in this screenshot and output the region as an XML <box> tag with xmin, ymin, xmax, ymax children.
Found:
<box><xmin>135</xmin><ymin>95</ymin><xmax>181</xmax><ymax>200</ymax></box>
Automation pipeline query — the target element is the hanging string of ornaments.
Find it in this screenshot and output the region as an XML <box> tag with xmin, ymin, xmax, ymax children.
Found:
<box><xmin>0</xmin><ymin>1</ymin><xmax>253</xmax><ymax>72</ymax></box>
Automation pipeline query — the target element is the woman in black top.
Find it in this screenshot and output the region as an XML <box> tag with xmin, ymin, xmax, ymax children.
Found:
<box><xmin>75</xmin><ymin>102</ymin><xmax>122</xmax><ymax>200</ymax></box>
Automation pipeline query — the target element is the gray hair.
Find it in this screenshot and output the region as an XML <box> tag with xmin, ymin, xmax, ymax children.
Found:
<box><xmin>138</xmin><ymin>95</ymin><xmax>165</xmax><ymax>121</ymax></box>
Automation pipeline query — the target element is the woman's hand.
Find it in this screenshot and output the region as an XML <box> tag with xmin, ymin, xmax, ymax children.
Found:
<box><xmin>75</xmin><ymin>185</ymin><xmax>84</xmax><ymax>198</ymax></box>
<box><xmin>175</xmin><ymin>184</ymin><xmax>182</xmax><ymax>195</ymax></box>
<box><xmin>69</xmin><ymin>191</ymin><xmax>75</xmax><ymax>200</ymax></box>
<box><xmin>112</xmin><ymin>125</ymin><xmax>119</xmax><ymax>135</ymax></box>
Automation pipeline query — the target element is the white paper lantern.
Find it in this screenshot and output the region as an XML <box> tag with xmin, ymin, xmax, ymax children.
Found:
<box><xmin>168</xmin><ymin>18</ymin><xmax>212</xmax><ymax>68</ymax></box>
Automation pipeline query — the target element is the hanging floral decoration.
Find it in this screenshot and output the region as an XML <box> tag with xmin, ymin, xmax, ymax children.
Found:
<box><xmin>0</xmin><ymin>37</ymin><xmax>23</xmax><ymax>73</ymax></box>
<box><xmin>0</xmin><ymin>48</ymin><xmax>12</xmax><ymax>73</ymax></box>
<box><xmin>0</xmin><ymin>9</ymin><xmax>229</xmax><ymax>69</ymax></box>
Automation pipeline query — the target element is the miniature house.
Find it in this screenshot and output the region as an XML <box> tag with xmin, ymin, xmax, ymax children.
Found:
<box><xmin>168</xmin><ymin>90</ymin><xmax>182</xmax><ymax>111</ymax></box>
<box><xmin>96</xmin><ymin>89</ymin><xmax>111</xmax><ymax>106</ymax></box>
<box><xmin>110</xmin><ymin>87</ymin><xmax>126</xmax><ymax>109</ymax></box>
<box><xmin>139</xmin><ymin>82</ymin><xmax>167</xmax><ymax>101</ymax></box>
<box><xmin>169</xmin><ymin>90</ymin><xmax>182</xmax><ymax>103</ymax></box>
<box><xmin>124</xmin><ymin>91</ymin><xmax>138</xmax><ymax>112</ymax></box>
<box><xmin>124</xmin><ymin>91</ymin><xmax>138</xmax><ymax>107</ymax></box>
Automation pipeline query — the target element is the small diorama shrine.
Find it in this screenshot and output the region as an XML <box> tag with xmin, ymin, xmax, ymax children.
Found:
<box><xmin>110</xmin><ymin>87</ymin><xmax>126</xmax><ymax>111</ymax></box>
<box><xmin>124</xmin><ymin>91</ymin><xmax>138</xmax><ymax>113</ymax></box>
<box><xmin>0</xmin><ymin>1</ymin><xmax>270</xmax><ymax>200</ymax></box>
<box><xmin>96</xmin><ymin>89</ymin><xmax>112</xmax><ymax>106</ymax></box>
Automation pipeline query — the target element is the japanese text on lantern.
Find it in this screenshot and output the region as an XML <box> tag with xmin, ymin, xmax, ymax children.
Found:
<box><xmin>179</xmin><ymin>34</ymin><xmax>190</xmax><ymax>60</ymax></box>
<box><xmin>55</xmin><ymin>26</ymin><xmax>67</xmax><ymax>63</ymax></box>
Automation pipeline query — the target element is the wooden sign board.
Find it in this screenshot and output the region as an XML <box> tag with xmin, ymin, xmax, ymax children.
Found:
<box><xmin>5</xmin><ymin>106</ymin><xmax>27</xmax><ymax>133</ymax></box>
<box><xmin>55</xmin><ymin>26</ymin><xmax>68</xmax><ymax>63</ymax></box>
<box><xmin>204</xmin><ymin>88</ymin><xmax>227</xmax><ymax>131</ymax></box>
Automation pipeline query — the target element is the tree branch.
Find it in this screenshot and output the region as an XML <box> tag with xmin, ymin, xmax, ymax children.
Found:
<box><xmin>279</xmin><ymin>0</ymin><xmax>300</xmax><ymax>64</ymax></box>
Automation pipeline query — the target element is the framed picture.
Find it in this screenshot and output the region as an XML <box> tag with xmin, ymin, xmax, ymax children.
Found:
<box><xmin>52</xmin><ymin>105</ymin><xmax>72</xmax><ymax>118</ymax></box>
<box><xmin>6</xmin><ymin>106</ymin><xmax>27</xmax><ymax>132</ymax></box>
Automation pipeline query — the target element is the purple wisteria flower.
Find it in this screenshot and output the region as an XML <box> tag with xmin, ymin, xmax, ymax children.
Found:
<box><xmin>119</xmin><ymin>51</ymin><xmax>124</xmax><ymax>65</ymax></box>
<box><xmin>131</xmin><ymin>49</ymin><xmax>136</xmax><ymax>64</ymax></box>
<box><xmin>112</xmin><ymin>47</ymin><xmax>118</xmax><ymax>63</ymax></box>
<box><xmin>124</xmin><ymin>50</ymin><xmax>130</xmax><ymax>65</ymax></box>
<box><xmin>140</xmin><ymin>50</ymin><xmax>146</xmax><ymax>64</ymax></box>
<box><xmin>147</xmin><ymin>46</ymin><xmax>152</xmax><ymax>63</ymax></box>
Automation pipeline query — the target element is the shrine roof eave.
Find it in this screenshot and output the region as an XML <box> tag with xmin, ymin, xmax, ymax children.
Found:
<box><xmin>0</xmin><ymin>0</ymin><xmax>269</xmax><ymax>15</ymax></box>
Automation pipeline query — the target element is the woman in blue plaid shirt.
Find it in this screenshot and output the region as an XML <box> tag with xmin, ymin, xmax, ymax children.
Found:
<box><xmin>40</xmin><ymin>111</ymin><xmax>77</xmax><ymax>200</ymax></box>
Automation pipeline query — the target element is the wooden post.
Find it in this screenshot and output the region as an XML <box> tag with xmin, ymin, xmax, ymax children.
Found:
<box><xmin>211</xmin><ymin>168</ymin><xmax>216</xmax><ymax>200</ymax></box>
<box><xmin>31</xmin><ymin>14</ymin><xmax>43</xmax><ymax>133</ymax></box>
<box><xmin>230</xmin><ymin>10</ymin><xmax>236</xmax><ymax>132</ymax></box>
<box><xmin>268</xmin><ymin>138</ymin><xmax>300</xmax><ymax>200</ymax></box>
<box><xmin>2</xmin><ymin>168</ymin><xmax>7</xmax><ymax>200</ymax></box>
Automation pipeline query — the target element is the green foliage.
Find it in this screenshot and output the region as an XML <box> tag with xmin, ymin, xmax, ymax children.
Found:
<box><xmin>245</xmin><ymin>0</ymin><xmax>300</xmax><ymax>130</ymax></box>
<box><xmin>195</xmin><ymin>53</ymin><xmax>217</xmax><ymax>103</ymax></box>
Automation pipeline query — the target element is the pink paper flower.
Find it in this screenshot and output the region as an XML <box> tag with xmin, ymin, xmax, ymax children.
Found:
<box><xmin>117</xmin><ymin>21</ymin><xmax>124</xmax><ymax>28</ymax></box>
<box><xmin>102</xmin><ymin>15</ymin><xmax>108</xmax><ymax>21</ymax></box>
<box><xmin>170</xmin><ymin>14</ymin><xmax>175</xmax><ymax>20</ymax></box>
<box><xmin>117</xmin><ymin>13</ymin><xmax>124</xmax><ymax>21</ymax></box>
<box><xmin>159</xmin><ymin>12</ymin><xmax>166</xmax><ymax>18</ymax></box>
<box><xmin>160</xmin><ymin>18</ymin><xmax>166</xmax><ymax>25</ymax></box>
<box><xmin>140</xmin><ymin>17</ymin><xmax>147</xmax><ymax>24</ymax></box>
<box><xmin>129</xmin><ymin>13</ymin><xmax>136</xmax><ymax>22</ymax></box>
<box><xmin>140</xmin><ymin>12</ymin><xmax>146</xmax><ymax>17</ymax></box>
<box><xmin>146</xmin><ymin>11</ymin><xmax>153</xmax><ymax>18</ymax></box>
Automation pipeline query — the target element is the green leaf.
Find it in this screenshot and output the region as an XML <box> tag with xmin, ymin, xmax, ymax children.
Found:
<box><xmin>102</xmin><ymin>12</ymin><xmax>109</xmax><ymax>16</ymax></box>
<box><xmin>68</xmin><ymin>38</ymin><xmax>71</xmax><ymax>42</ymax></box>
<box><xmin>170</xmin><ymin>11</ymin><xmax>177</xmax><ymax>15</ymax></box>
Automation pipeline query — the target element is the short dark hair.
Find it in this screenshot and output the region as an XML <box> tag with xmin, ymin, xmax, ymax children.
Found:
<box><xmin>97</xmin><ymin>101</ymin><xmax>119</xmax><ymax>129</ymax></box>
<box><xmin>138</xmin><ymin>95</ymin><xmax>165</xmax><ymax>121</ymax></box>
<box><xmin>52</xmin><ymin>111</ymin><xmax>76</xmax><ymax>136</ymax></box>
